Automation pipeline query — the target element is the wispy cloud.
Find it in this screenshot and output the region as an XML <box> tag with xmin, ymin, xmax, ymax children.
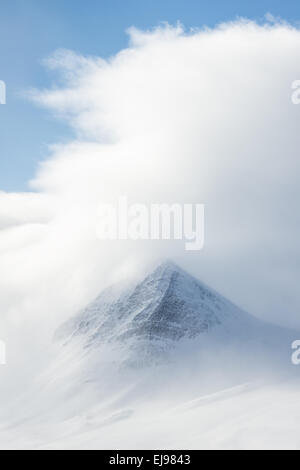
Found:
<box><xmin>1</xmin><ymin>20</ymin><xmax>300</xmax><ymax>390</ymax></box>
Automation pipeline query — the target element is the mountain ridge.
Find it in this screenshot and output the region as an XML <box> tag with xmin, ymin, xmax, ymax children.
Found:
<box><xmin>54</xmin><ymin>260</ymin><xmax>296</xmax><ymax>368</ymax></box>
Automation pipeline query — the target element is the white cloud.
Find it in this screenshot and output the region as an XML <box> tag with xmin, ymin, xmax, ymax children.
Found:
<box><xmin>1</xmin><ymin>19</ymin><xmax>300</xmax><ymax>392</ymax></box>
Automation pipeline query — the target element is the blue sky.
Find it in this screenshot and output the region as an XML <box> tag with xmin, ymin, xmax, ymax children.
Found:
<box><xmin>0</xmin><ymin>0</ymin><xmax>299</xmax><ymax>191</ymax></box>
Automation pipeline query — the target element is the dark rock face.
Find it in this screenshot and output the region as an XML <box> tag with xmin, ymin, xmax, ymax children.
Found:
<box><xmin>117</xmin><ymin>269</ymin><xmax>223</xmax><ymax>342</ymax></box>
<box><xmin>52</xmin><ymin>261</ymin><xmax>300</xmax><ymax>375</ymax></box>
<box><xmin>55</xmin><ymin>261</ymin><xmax>259</xmax><ymax>349</ymax></box>
<box><xmin>55</xmin><ymin>261</ymin><xmax>297</xmax><ymax>367</ymax></box>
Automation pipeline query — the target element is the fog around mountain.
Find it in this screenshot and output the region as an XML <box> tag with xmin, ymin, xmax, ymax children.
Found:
<box><xmin>1</xmin><ymin>18</ymin><xmax>300</xmax><ymax>449</ymax></box>
<box><xmin>0</xmin><ymin>261</ymin><xmax>299</xmax><ymax>449</ymax></box>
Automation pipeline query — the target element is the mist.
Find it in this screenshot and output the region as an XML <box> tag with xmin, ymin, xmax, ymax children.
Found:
<box><xmin>0</xmin><ymin>18</ymin><xmax>300</xmax><ymax>449</ymax></box>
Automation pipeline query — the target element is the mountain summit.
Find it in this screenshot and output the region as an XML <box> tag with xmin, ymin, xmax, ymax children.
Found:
<box><xmin>55</xmin><ymin>261</ymin><xmax>294</xmax><ymax>366</ymax></box>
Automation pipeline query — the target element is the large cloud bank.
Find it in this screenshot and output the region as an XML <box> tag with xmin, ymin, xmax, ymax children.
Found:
<box><xmin>1</xmin><ymin>20</ymin><xmax>300</xmax><ymax>381</ymax></box>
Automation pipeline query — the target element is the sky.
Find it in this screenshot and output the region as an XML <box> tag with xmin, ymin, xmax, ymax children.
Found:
<box><xmin>0</xmin><ymin>14</ymin><xmax>300</xmax><ymax>332</ymax></box>
<box><xmin>0</xmin><ymin>4</ymin><xmax>300</xmax><ymax>421</ymax></box>
<box><xmin>1</xmin><ymin>0</ymin><xmax>300</xmax><ymax>191</ymax></box>
<box><xmin>1</xmin><ymin>4</ymin><xmax>300</xmax><ymax>449</ymax></box>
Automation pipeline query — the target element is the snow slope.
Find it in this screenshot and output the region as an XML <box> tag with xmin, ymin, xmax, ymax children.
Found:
<box><xmin>0</xmin><ymin>261</ymin><xmax>299</xmax><ymax>449</ymax></box>
<box><xmin>55</xmin><ymin>260</ymin><xmax>296</xmax><ymax>367</ymax></box>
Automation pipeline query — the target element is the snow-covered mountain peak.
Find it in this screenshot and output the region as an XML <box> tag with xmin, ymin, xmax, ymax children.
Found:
<box><xmin>55</xmin><ymin>260</ymin><xmax>264</xmax><ymax>353</ymax></box>
<box><xmin>53</xmin><ymin>259</ymin><xmax>296</xmax><ymax>370</ymax></box>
